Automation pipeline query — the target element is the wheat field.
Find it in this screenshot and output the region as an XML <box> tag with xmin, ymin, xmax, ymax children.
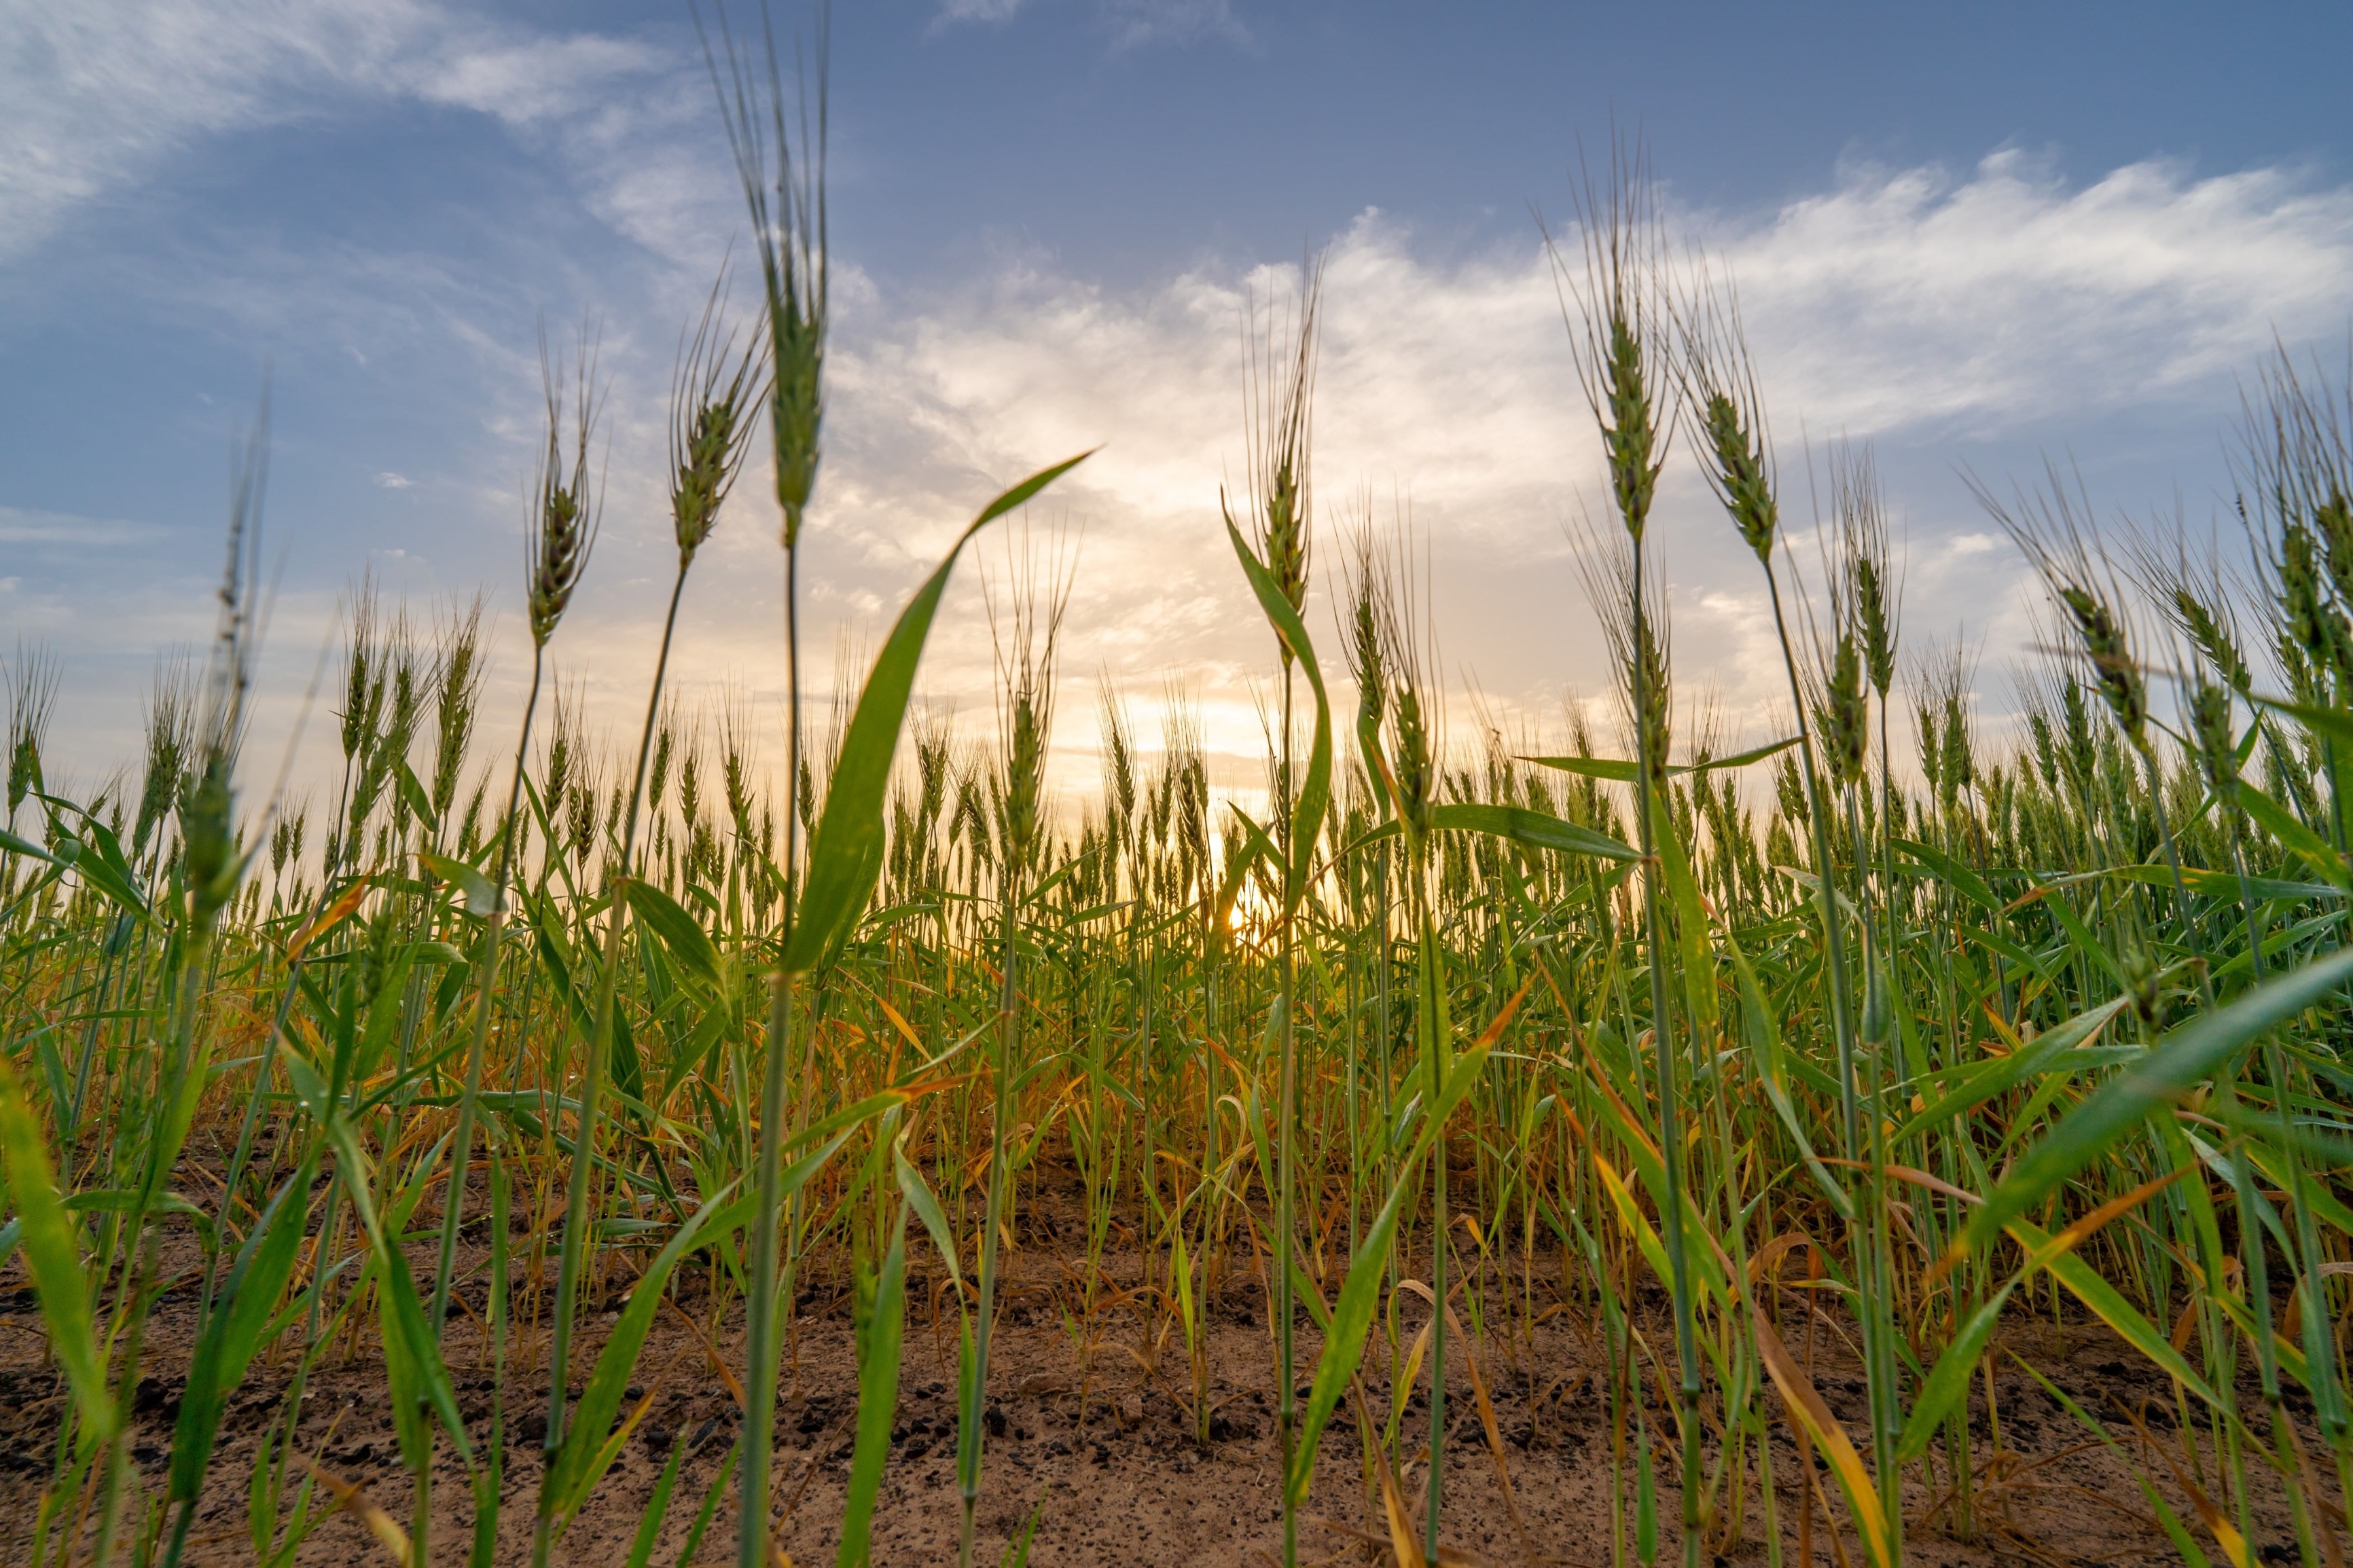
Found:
<box><xmin>1</xmin><ymin>20</ymin><xmax>2350</xmax><ymax>1568</ymax></box>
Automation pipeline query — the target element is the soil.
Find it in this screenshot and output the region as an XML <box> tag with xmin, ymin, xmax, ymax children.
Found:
<box><xmin>0</xmin><ymin>1178</ymin><xmax>2324</xmax><ymax>1566</ymax></box>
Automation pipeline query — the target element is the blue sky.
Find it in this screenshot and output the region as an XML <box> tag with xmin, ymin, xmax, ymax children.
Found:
<box><xmin>6</xmin><ymin>1</ymin><xmax>2353</xmax><ymax>807</ymax></box>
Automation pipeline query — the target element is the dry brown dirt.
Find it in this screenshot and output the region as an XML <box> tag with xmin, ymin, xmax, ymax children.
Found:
<box><xmin>0</xmin><ymin>1187</ymin><xmax>2323</xmax><ymax>1566</ymax></box>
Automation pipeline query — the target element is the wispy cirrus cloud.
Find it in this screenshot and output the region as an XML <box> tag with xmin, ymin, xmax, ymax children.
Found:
<box><xmin>1721</xmin><ymin>148</ymin><xmax>2353</xmax><ymax>433</ymax></box>
<box><xmin>931</xmin><ymin>0</ymin><xmax>1248</xmax><ymax>50</ymax></box>
<box><xmin>0</xmin><ymin>1</ymin><xmax>658</xmax><ymax>263</ymax></box>
<box><xmin>0</xmin><ymin>505</ymin><xmax>170</xmax><ymax>547</ymax></box>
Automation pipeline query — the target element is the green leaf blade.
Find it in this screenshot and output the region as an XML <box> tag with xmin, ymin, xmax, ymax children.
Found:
<box><xmin>787</xmin><ymin>453</ymin><xmax>1092</xmax><ymax>972</ymax></box>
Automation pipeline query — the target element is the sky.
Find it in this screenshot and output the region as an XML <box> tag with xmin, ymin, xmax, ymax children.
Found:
<box><xmin>5</xmin><ymin>0</ymin><xmax>2353</xmax><ymax>823</ymax></box>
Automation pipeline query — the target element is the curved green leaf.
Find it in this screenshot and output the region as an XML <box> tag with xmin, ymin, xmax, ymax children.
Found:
<box><xmin>551</xmin><ymin>1180</ymin><xmax>747</xmax><ymax>1515</ymax></box>
<box><xmin>326</xmin><ymin>1116</ymin><xmax>472</xmax><ymax>1465</ymax></box>
<box><xmin>418</xmin><ymin>847</ymin><xmax>497</xmax><ymax>916</ymax></box>
<box><xmin>0</xmin><ymin>1053</ymin><xmax>112</xmax><ymax>1444</ymax></box>
<box><xmin>1956</xmin><ymin>944</ymin><xmax>2353</xmax><ymax>1260</ymax></box>
<box><xmin>1725</xmin><ymin>927</ymin><xmax>1854</xmax><ymax>1220</ymax></box>
<box><xmin>170</xmin><ymin>1149</ymin><xmax>319</xmax><ymax>1503</ymax></box>
<box><xmin>1890</xmin><ymin>837</ymin><xmax>1999</xmax><ymax>916</ymax></box>
<box><xmin>1286</xmin><ymin>993</ymin><xmax>1513</xmax><ymax>1506</ymax></box>
<box><xmin>1427</xmin><ymin>802</ymin><xmax>1638</xmax><ymax>862</ymax></box>
<box><xmin>1894</xmin><ymin>996</ymin><xmax>2128</xmax><ymax>1147</ymax></box>
<box><xmin>1285</xmin><ymin>1119</ymin><xmax>1427</xmax><ymax>1508</ymax></box>
<box><xmin>1222</xmin><ymin>513</ymin><xmax>1330</xmax><ymax>911</ymax></box>
<box><xmin>624</xmin><ymin>878</ymin><xmax>720</xmax><ymax>990</ymax></box>
<box><xmin>837</xmin><ymin>1204</ymin><xmax>908</xmax><ymax>1567</ymax></box>
<box><xmin>1522</xmin><ymin>735</ymin><xmax>1797</xmax><ymax>784</ymax></box>
<box><xmin>1896</xmin><ymin>1275</ymin><xmax>2019</xmax><ymax>1463</ymax></box>
<box><xmin>895</xmin><ymin>1142</ymin><xmax>961</xmax><ymax>1292</ymax></box>
<box><xmin>2238</xmin><ymin>784</ymin><xmax>2353</xmax><ymax>892</ymax></box>
<box><xmin>2007</xmin><ymin>1217</ymin><xmax>2223</xmax><ymax>1409</ymax></box>
<box><xmin>786</xmin><ymin>451</ymin><xmax>1093</xmax><ymax>972</ymax></box>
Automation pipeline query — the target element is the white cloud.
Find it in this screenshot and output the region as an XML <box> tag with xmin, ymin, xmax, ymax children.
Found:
<box><xmin>937</xmin><ymin>0</ymin><xmax>1026</xmax><ymax>21</ymax></box>
<box><xmin>404</xmin><ymin>34</ymin><xmax>658</xmax><ymax>126</ymax></box>
<box><xmin>932</xmin><ymin>0</ymin><xmax>1248</xmax><ymax>48</ymax></box>
<box><xmin>1719</xmin><ymin>149</ymin><xmax>2353</xmax><ymax>434</ymax></box>
<box><xmin>375</xmin><ymin>471</ymin><xmax>413</xmax><ymax>490</ymax></box>
<box><xmin>832</xmin><ymin>154</ymin><xmax>2353</xmax><ymax>564</ymax></box>
<box><xmin>1100</xmin><ymin>0</ymin><xmax>1248</xmax><ymax>49</ymax></box>
<box><xmin>0</xmin><ymin>505</ymin><xmax>167</xmax><ymax>547</ymax></box>
<box><xmin>0</xmin><ymin>1</ymin><xmax>656</xmax><ymax>261</ymax></box>
<box><xmin>796</xmin><ymin>152</ymin><xmax>2353</xmax><ymax>778</ymax></box>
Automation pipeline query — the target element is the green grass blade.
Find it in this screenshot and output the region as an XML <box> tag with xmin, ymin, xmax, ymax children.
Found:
<box><xmin>837</xmin><ymin>1203</ymin><xmax>908</xmax><ymax>1567</ymax></box>
<box><xmin>1955</xmin><ymin>944</ymin><xmax>2353</xmax><ymax>1259</ymax></box>
<box><xmin>395</xmin><ymin>756</ymin><xmax>439</xmax><ymax>835</ymax></box>
<box><xmin>550</xmin><ymin>1181</ymin><xmax>747</xmax><ymax>1515</ymax></box>
<box><xmin>1000</xmin><ymin>1501</ymin><xmax>1043</xmax><ymax>1567</ymax></box>
<box><xmin>0</xmin><ymin>825</ymin><xmax>60</xmax><ymax>864</ymax></box>
<box><xmin>787</xmin><ymin>452</ymin><xmax>1092</xmax><ymax>972</ymax></box>
<box><xmin>324</xmin><ymin>1117</ymin><xmax>473</xmax><ymax>1463</ymax></box>
<box><xmin>2007</xmin><ymin>1218</ymin><xmax>2224</xmax><ymax>1408</ymax></box>
<box><xmin>1221</xmin><ymin>512</ymin><xmax>1330</xmax><ymax>906</ymax></box>
<box><xmin>1285</xmin><ymin>1151</ymin><xmax>1418</xmax><ymax>1508</ymax></box>
<box><xmin>2250</xmin><ymin>691</ymin><xmax>2353</xmax><ymax>751</ymax></box>
<box><xmin>625</xmin><ymin>1434</ymin><xmax>689</xmax><ymax>1568</ymax></box>
<box><xmin>1894</xmin><ymin>1274</ymin><xmax>2019</xmax><ymax>1463</ymax></box>
<box><xmin>1426</xmin><ymin>802</ymin><xmax>1638</xmax><ymax>862</ymax></box>
<box><xmin>1647</xmin><ymin>780</ymin><xmax>1719</xmax><ymax>1032</ymax></box>
<box><xmin>895</xmin><ymin>1142</ymin><xmax>962</xmax><ymax>1290</ymax></box>
<box><xmin>168</xmin><ymin>1148</ymin><xmax>318</xmax><ymax>1503</ymax></box>
<box><xmin>416</xmin><ymin>846</ymin><xmax>497</xmax><ymax>915</ymax></box>
<box><xmin>24</xmin><ymin>805</ymin><xmax>151</xmax><ymax>916</ymax></box>
<box><xmin>623</xmin><ymin>877</ymin><xmax>721</xmax><ymax>990</ymax></box>
<box><xmin>1522</xmin><ymin>735</ymin><xmax>1796</xmax><ymax>783</ymax></box>
<box><xmin>0</xmin><ymin>1052</ymin><xmax>112</xmax><ymax>1444</ymax></box>
<box><xmin>1286</xmin><ymin>1023</ymin><xmax>1499</xmax><ymax>1508</ymax></box>
<box><xmin>674</xmin><ymin>1438</ymin><xmax>740</xmax><ymax>1568</ymax></box>
<box><xmin>1890</xmin><ymin>837</ymin><xmax>2000</xmax><ymax>916</ymax></box>
<box><xmin>1723</xmin><ymin>928</ymin><xmax>1855</xmax><ymax>1220</ymax></box>
<box><xmin>1894</xmin><ymin>996</ymin><xmax>2130</xmax><ymax>1146</ymax></box>
<box><xmin>2236</xmin><ymin>783</ymin><xmax>2353</xmax><ymax>892</ymax></box>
